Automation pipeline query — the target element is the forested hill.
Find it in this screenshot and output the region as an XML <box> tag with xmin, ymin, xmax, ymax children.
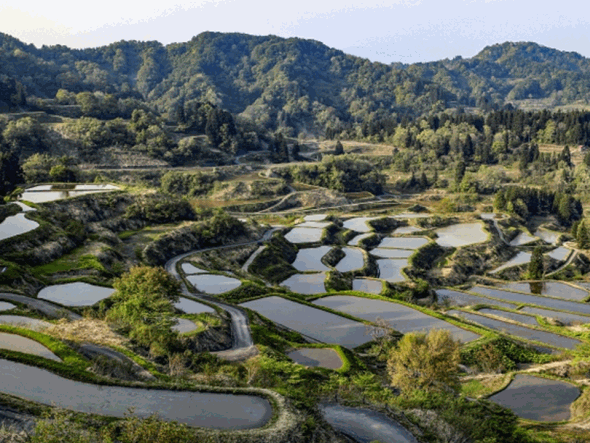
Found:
<box><xmin>2</xmin><ymin>31</ymin><xmax>590</xmax><ymax>134</ymax></box>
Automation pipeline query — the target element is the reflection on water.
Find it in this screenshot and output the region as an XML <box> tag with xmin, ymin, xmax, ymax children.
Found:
<box><xmin>21</xmin><ymin>184</ymin><xmax>120</xmax><ymax>203</ymax></box>
<box><xmin>435</xmin><ymin>223</ymin><xmax>488</xmax><ymax>247</ymax></box>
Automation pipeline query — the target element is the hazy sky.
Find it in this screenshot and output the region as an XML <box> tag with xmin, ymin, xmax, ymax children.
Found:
<box><xmin>1</xmin><ymin>0</ymin><xmax>589</xmax><ymax>63</ymax></box>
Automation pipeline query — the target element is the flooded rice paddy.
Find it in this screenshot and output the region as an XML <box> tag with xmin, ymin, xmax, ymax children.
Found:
<box><xmin>186</xmin><ymin>274</ymin><xmax>242</xmax><ymax>294</ymax></box>
<box><xmin>370</xmin><ymin>248</ymin><xmax>414</xmax><ymax>258</ymax></box>
<box><xmin>172</xmin><ymin>318</ymin><xmax>198</xmax><ymax>334</ymax></box>
<box><xmin>20</xmin><ymin>184</ymin><xmax>120</xmax><ymax>203</ymax></box>
<box><xmin>287</xmin><ymin>348</ymin><xmax>343</xmax><ymax>369</ymax></box>
<box><xmin>304</xmin><ymin>214</ymin><xmax>327</xmax><ymax>221</ymax></box>
<box><xmin>491</xmin><ymin>252</ymin><xmax>531</xmax><ymax>274</ymax></box>
<box><xmin>510</xmin><ymin>231</ymin><xmax>537</xmax><ymax>246</ymax></box>
<box><xmin>489</xmin><ymin>374</ymin><xmax>580</xmax><ymax>422</ymax></box>
<box><xmin>393</xmin><ymin>226</ymin><xmax>421</xmax><ymax>234</ymax></box>
<box><xmin>335</xmin><ymin>248</ymin><xmax>364</xmax><ymax>272</ymax></box>
<box><xmin>352</xmin><ymin>279</ymin><xmax>383</xmax><ymax>294</ymax></box>
<box><xmin>0</xmin><ymin>213</ymin><xmax>40</xmax><ymax>241</ymax></box>
<box><xmin>477</xmin><ymin>308</ymin><xmax>539</xmax><ymax>326</ymax></box>
<box><xmin>378</xmin><ymin>237</ymin><xmax>428</xmax><ymax>250</ymax></box>
<box><xmin>240</xmin><ymin>296</ymin><xmax>371</xmax><ymax>348</ymax></box>
<box><xmin>447</xmin><ymin>310</ymin><xmax>582</xmax><ymax>349</ymax></box>
<box><xmin>434</xmin><ymin>223</ymin><xmax>488</xmax><ymax>247</ymax></box>
<box><xmin>0</xmin><ymin>302</ymin><xmax>15</xmax><ymax>311</ymax></box>
<box><xmin>37</xmin><ymin>283</ymin><xmax>115</xmax><ymax>307</ymax></box>
<box><xmin>174</xmin><ymin>297</ymin><xmax>215</xmax><ymax>314</ymax></box>
<box><xmin>320</xmin><ymin>404</ymin><xmax>419</xmax><ymax>443</ymax></box>
<box><xmin>181</xmin><ymin>263</ymin><xmax>207</xmax><ymax>274</ymax></box>
<box><xmin>281</xmin><ymin>273</ymin><xmax>327</xmax><ymax>294</ymax></box>
<box><xmin>0</xmin><ymin>315</ymin><xmax>51</xmax><ymax>331</ymax></box>
<box><xmin>548</xmin><ymin>247</ymin><xmax>571</xmax><ymax>261</ymax></box>
<box><xmin>342</xmin><ymin>217</ymin><xmax>377</xmax><ymax>233</ymax></box>
<box><xmin>520</xmin><ymin>307</ymin><xmax>590</xmax><ymax>325</ymax></box>
<box><xmin>499</xmin><ymin>281</ymin><xmax>588</xmax><ymax>301</ymax></box>
<box><xmin>314</xmin><ymin>296</ymin><xmax>479</xmax><ymax>343</ymax></box>
<box><xmin>292</xmin><ymin>246</ymin><xmax>332</xmax><ymax>271</ymax></box>
<box><xmin>377</xmin><ymin>259</ymin><xmax>408</xmax><ymax>282</ymax></box>
<box><xmin>284</xmin><ymin>227</ymin><xmax>324</xmax><ymax>243</ymax></box>
<box><xmin>348</xmin><ymin>233</ymin><xmax>371</xmax><ymax>246</ymax></box>
<box><xmin>436</xmin><ymin>289</ymin><xmax>518</xmax><ymax>309</ymax></box>
<box><xmin>392</xmin><ymin>213</ymin><xmax>430</xmax><ymax>219</ymax></box>
<box><xmin>535</xmin><ymin>229</ymin><xmax>560</xmax><ymax>245</ymax></box>
<box><xmin>0</xmin><ymin>333</ymin><xmax>60</xmax><ymax>361</ymax></box>
<box><xmin>0</xmin><ymin>359</ymin><xmax>272</xmax><ymax>429</ymax></box>
<box><xmin>470</xmin><ymin>286</ymin><xmax>590</xmax><ymax>315</ymax></box>
<box><xmin>297</xmin><ymin>221</ymin><xmax>332</xmax><ymax>229</ymax></box>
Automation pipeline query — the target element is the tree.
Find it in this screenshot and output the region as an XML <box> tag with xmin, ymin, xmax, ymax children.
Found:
<box><xmin>528</xmin><ymin>246</ymin><xmax>544</xmax><ymax>279</ymax></box>
<box><xmin>334</xmin><ymin>140</ymin><xmax>344</xmax><ymax>155</ymax></box>
<box><xmin>0</xmin><ymin>150</ymin><xmax>23</xmax><ymax>196</ymax></box>
<box><xmin>455</xmin><ymin>160</ymin><xmax>466</xmax><ymax>186</ymax></box>
<box><xmin>578</xmin><ymin>221</ymin><xmax>590</xmax><ymax>249</ymax></box>
<box><xmin>387</xmin><ymin>329</ymin><xmax>461</xmax><ymax>395</ymax></box>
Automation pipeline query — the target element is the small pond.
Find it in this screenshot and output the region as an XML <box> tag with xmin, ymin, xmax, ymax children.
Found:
<box><xmin>342</xmin><ymin>217</ymin><xmax>377</xmax><ymax>233</ymax></box>
<box><xmin>297</xmin><ymin>221</ymin><xmax>332</xmax><ymax>229</ymax></box>
<box><xmin>335</xmin><ymin>248</ymin><xmax>364</xmax><ymax>272</ymax></box>
<box><xmin>352</xmin><ymin>279</ymin><xmax>383</xmax><ymax>295</ymax></box>
<box><xmin>172</xmin><ymin>318</ymin><xmax>198</xmax><ymax>334</ymax></box>
<box><xmin>304</xmin><ymin>214</ymin><xmax>327</xmax><ymax>221</ymax></box>
<box><xmin>0</xmin><ymin>315</ymin><xmax>51</xmax><ymax>331</ymax></box>
<box><xmin>377</xmin><ymin>259</ymin><xmax>408</xmax><ymax>282</ymax></box>
<box><xmin>0</xmin><ymin>359</ymin><xmax>272</xmax><ymax>429</ymax></box>
<box><xmin>535</xmin><ymin>228</ymin><xmax>560</xmax><ymax>245</ymax></box>
<box><xmin>548</xmin><ymin>247</ymin><xmax>570</xmax><ymax>261</ymax></box>
<box><xmin>499</xmin><ymin>281</ymin><xmax>588</xmax><ymax>301</ymax></box>
<box><xmin>0</xmin><ymin>213</ymin><xmax>40</xmax><ymax>242</ymax></box>
<box><xmin>490</xmin><ymin>252</ymin><xmax>531</xmax><ymax>274</ymax></box>
<box><xmin>240</xmin><ymin>296</ymin><xmax>372</xmax><ymax>348</ymax></box>
<box><xmin>284</xmin><ymin>227</ymin><xmax>324</xmax><ymax>243</ymax></box>
<box><xmin>470</xmin><ymin>286</ymin><xmax>590</xmax><ymax>315</ymax></box>
<box><xmin>174</xmin><ymin>297</ymin><xmax>215</xmax><ymax>314</ymax></box>
<box><xmin>447</xmin><ymin>310</ymin><xmax>582</xmax><ymax>349</ymax></box>
<box><xmin>186</xmin><ymin>274</ymin><xmax>242</xmax><ymax>294</ymax></box>
<box><xmin>0</xmin><ymin>332</ymin><xmax>61</xmax><ymax>361</ymax></box>
<box><xmin>181</xmin><ymin>263</ymin><xmax>207</xmax><ymax>274</ymax></box>
<box><xmin>393</xmin><ymin>226</ymin><xmax>421</xmax><ymax>235</ymax></box>
<box><xmin>281</xmin><ymin>273</ymin><xmax>326</xmax><ymax>295</ymax></box>
<box><xmin>288</xmin><ymin>348</ymin><xmax>343</xmax><ymax>370</ymax></box>
<box><xmin>436</xmin><ymin>289</ymin><xmax>518</xmax><ymax>309</ymax></box>
<box><xmin>0</xmin><ymin>302</ymin><xmax>15</xmax><ymax>311</ymax></box>
<box><xmin>520</xmin><ymin>307</ymin><xmax>590</xmax><ymax>326</ymax></box>
<box><xmin>370</xmin><ymin>248</ymin><xmax>414</xmax><ymax>258</ymax></box>
<box><xmin>348</xmin><ymin>233</ymin><xmax>371</xmax><ymax>246</ymax></box>
<box><xmin>315</xmin><ymin>296</ymin><xmax>478</xmax><ymax>343</ymax></box>
<box><xmin>435</xmin><ymin>223</ymin><xmax>488</xmax><ymax>247</ymax></box>
<box><xmin>37</xmin><ymin>283</ymin><xmax>115</xmax><ymax>307</ymax></box>
<box><xmin>292</xmin><ymin>246</ymin><xmax>332</xmax><ymax>272</ymax></box>
<box><xmin>378</xmin><ymin>236</ymin><xmax>428</xmax><ymax>250</ymax></box>
<box><xmin>510</xmin><ymin>231</ymin><xmax>537</xmax><ymax>246</ymax></box>
<box><xmin>320</xmin><ymin>404</ymin><xmax>419</xmax><ymax>443</ymax></box>
<box><xmin>489</xmin><ymin>374</ymin><xmax>580</xmax><ymax>422</ymax></box>
<box><xmin>477</xmin><ymin>308</ymin><xmax>539</xmax><ymax>326</ymax></box>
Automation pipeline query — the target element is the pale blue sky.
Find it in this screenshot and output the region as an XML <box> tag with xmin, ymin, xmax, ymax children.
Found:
<box><xmin>1</xmin><ymin>0</ymin><xmax>589</xmax><ymax>63</ymax></box>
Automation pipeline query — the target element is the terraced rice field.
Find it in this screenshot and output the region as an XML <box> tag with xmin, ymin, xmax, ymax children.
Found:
<box><xmin>292</xmin><ymin>246</ymin><xmax>332</xmax><ymax>271</ymax></box>
<box><xmin>434</xmin><ymin>223</ymin><xmax>488</xmax><ymax>247</ymax></box>
<box><xmin>335</xmin><ymin>248</ymin><xmax>364</xmax><ymax>272</ymax></box>
<box><xmin>0</xmin><ymin>332</ymin><xmax>60</xmax><ymax>361</ymax></box>
<box><xmin>352</xmin><ymin>279</ymin><xmax>383</xmax><ymax>294</ymax></box>
<box><xmin>281</xmin><ymin>273</ymin><xmax>327</xmax><ymax>294</ymax></box>
<box><xmin>436</xmin><ymin>289</ymin><xmax>518</xmax><ymax>309</ymax></box>
<box><xmin>500</xmin><ymin>281</ymin><xmax>588</xmax><ymax>301</ymax></box>
<box><xmin>285</xmin><ymin>227</ymin><xmax>324</xmax><ymax>243</ymax></box>
<box><xmin>186</xmin><ymin>274</ymin><xmax>242</xmax><ymax>294</ymax></box>
<box><xmin>287</xmin><ymin>348</ymin><xmax>343</xmax><ymax>369</ymax></box>
<box><xmin>37</xmin><ymin>283</ymin><xmax>115</xmax><ymax>307</ymax></box>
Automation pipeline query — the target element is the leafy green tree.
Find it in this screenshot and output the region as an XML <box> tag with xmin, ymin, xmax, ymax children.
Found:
<box><xmin>454</xmin><ymin>160</ymin><xmax>466</xmax><ymax>187</ymax></box>
<box><xmin>528</xmin><ymin>246</ymin><xmax>544</xmax><ymax>279</ymax></box>
<box><xmin>0</xmin><ymin>150</ymin><xmax>23</xmax><ymax>196</ymax></box>
<box><xmin>387</xmin><ymin>329</ymin><xmax>461</xmax><ymax>395</ymax></box>
<box><xmin>577</xmin><ymin>221</ymin><xmax>590</xmax><ymax>249</ymax></box>
<box><xmin>334</xmin><ymin>140</ymin><xmax>344</xmax><ymax>155</ymax></box>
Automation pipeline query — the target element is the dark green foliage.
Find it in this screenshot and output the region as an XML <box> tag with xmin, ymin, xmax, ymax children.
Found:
<box><xmin>461</xmin><ymin>336</ymin><xmax>551</xmax><ymax>371</ymax></box>
<box><xmin>160</xmin><ymin>170</ymin><xmax>222</xmax><ymax>197</ymax></box>
<box><xmin>528</xmin><ymin>246</ymin><xmax>544</xmax><ymax>279</ymax></box>
<box><xmin>577</xmin><ymin>220</ymin><xmax>590</xmax><ymax>249</ymax></box>
<box><xmin>334</xmin><ymin>140</ymin><xmax>344</xmax><ymax>155</ymax></box>
<box><xmin>0</xmin><ymin>150</ymin><xmax>23</xmax><ymax>195</ymax></box>
<box><xmin>0</xmin><ymin>74</ymin><xmax>26</xmax><ymax>110</ymax></box>
<box><xmin>125</xmin><ymin>194</ymin><xmax>196</xmax><ymax>223</ymax></box>
<box><xmin>250</xmin><ymin>234</ymin><xmax>298</xmax><ymax>284</ymax></box>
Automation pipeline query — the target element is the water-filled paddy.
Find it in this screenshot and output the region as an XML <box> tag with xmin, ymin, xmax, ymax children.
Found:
<box><xmin>314</xmin><ymin>296</ymin><xmax>479</xmax><ymax>343</ymax></box>
<box><xmin>37</xmin><ymin>283</ymin><xmax>115</xmax><ymax>307</ymax></box>
<box><xmin>0</xmin><ymin>302</ymin><xmax>15</xmax><ymax>311</ymax></box>
<box><xmin>20</xmin><ymin>184</ymin><xmax>120</xmax><ymax>203</ymax></box>
<box><xmin>470</xmin><ymin>286</ymin><xmax>590</xmax><ymax>315</ymax></box>
<box><xmin>292</xmin><ymin>246</ymin><xmax>332</xmax><ymax>271</ymax></box>
<box><xmin>489</xmin><ymin>374</ymin><xmax>580</xmax><ymax>422</ymax></box>
<box><xmin>378</xmin><ymin>237</ymin><xmax>428</xmax><ymax>250</ymax></box>
<box><xmin>174</xmin><ymin>297</ymin><xmax>215</xmax><ymax>314</ymax></box>
<box><xmin>281</xmin><ymin>273</ymin><xmax>326</xmax><ymax>294</ymax></box>
<box><xmin>392</xmin><ymin>213</ymin><xmax>430</xmax><ymax>219</ymax></box>
<box><xmin>181</xmin><ymin>263</ymin><xmax>207</xmax><ymax>274</ymax></box>
<box><xmin>0</xmin><ymin>332</ymin><xmax>60</xmax><ymax>361</ymax></box>
<box><xmin>284</xmin><ymin>227</ymin><xmax>324</xmax><ymax>243</ymax></box>
<box><xmin>499</xmin><ymin>281</ymin><xmax>588</xmax><ymax>301</ymax></box>
<box><xmin>510</xmin><ymin>231</ymin><xmax>537</xmax><ymax>246</ymax></box>
<box><xmin>435</xmin><ymin>223</ymin><xmax>488</xmax><ymax>247</ymax></box>
<box><xmin>520</xmin><ymin>307</ymin><xmax>590</xmax><ymax>325</ymax></box>
<box><xmin>352</xmin><ymin>279</ymin><xmax>383</xmax><ymax>294</ymax></box>
<box><xmin>335</xmin><ymin>248</ymin><xmax>364</xmax><ymax>272</ymax></box>
<box><xmin>370</xmin><ymin>248</ymin><xmax>414</xmax><ymax>258</ymax></box>
<box><xmin>0</xmin><ymin>213</ymin><xmax>40</xmax><ymax>241</ymax></box>
<box><xmin>436</xmin><ymin>289</ymin><xmax>518</xmax><ymax>309</ymax></box>
<box><xmin>297</xmin><ymin>221</ymin><xmax>332</xmax><ymax>229</ymax></box>
<box><xmin>288</xmin><ymin>348</ymin><xmax>343</xmax><ymax>369</ymax></box>
<box><xmin>0</xmin><ymin>315</ymin><xmax>51</xmax><ymax>331</ymax></box>
<box><xmin>393</xmin><ymin>226</ymin><xmax>421</xmax><ymax>235</ymax></box>
<box><xmin>477</xmin><ymin>308</ymin><xmax>539</xmax><ymax>326</ymax></box>
<box><xmin>491</xmin><ymin>252</ymin><xmax>531</xmax><ymax>274</ymax></box>
<box><xmin>320</xmin><ymin>404</ymin><xmax>419</xmax><ymax>443</ymax></box>
<box><xmin>535</xmin><ymin>229</ymin><xmax>560</xmax><ymax>245</ymax></box>
<box><xmin>186</xmin><ymin>274</ymin><xmax>241</xmax><ymax>294</ymax></box>
<box><xmin>342</xmin><ymin>217</ymin><xmax>377</xmax><ymax>233</ymax></box>
<box><xmin>0</xmin><ymin>359</ymin><xmax>272</xmax><ymax>429</ymax></box>
<box><xmin>377</xmin><ymin>259</ymin><xmax>408</xmax><ymax>282</ymax></box>
<box><xmin>304</xmin><ymin>214</ymin><xmax>327</xmax><ymax>221</ymax></box>
<box><xmin>447</xmin><ymin>310</ymin><xmax>582</xmax><ymax>349</ymax></box>
<box><xmin>548</xmin><ymin>247</ymin><xmax>571</xmax><ymax>261</ymax></box>
<box><xmin>172</xmin><ymin>318</ymin><xmax>198</xmax><ymax>334</ymax></box>
<box><xmin>240</xmin><ymin>296</ymin><xmax>371</xmax><ymax>348</ymax></box>
<box><xmin>348</xmin><ymin>233</ymin><xmax>371</xmax><ymax>246</ymax></box>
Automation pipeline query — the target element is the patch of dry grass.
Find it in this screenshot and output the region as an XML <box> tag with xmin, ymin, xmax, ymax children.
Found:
<box><xmin>45</xmin><ymin>318</ymin><xmax>129</xmax><ymax>348</ymax></box>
